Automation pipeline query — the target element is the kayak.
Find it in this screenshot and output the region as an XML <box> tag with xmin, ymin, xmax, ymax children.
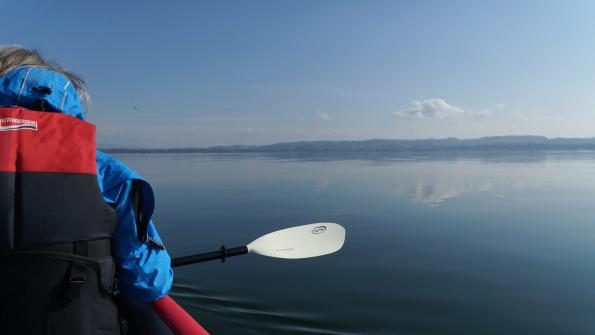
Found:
<box><xmin>153</xmin><ymin>296</ymin><xmax>209</xmax><ymax>335</ymax></box>
<box><xmin>121</xmin><ymin>295</ymin><xmax>209</xmax><ymax>335</ymax></box>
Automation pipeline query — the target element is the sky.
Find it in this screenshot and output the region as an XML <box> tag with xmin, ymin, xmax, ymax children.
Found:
<box><xmin>2</xmin><ymin>0</ymin><xmax>595</xmax><ymax>147</ymax></box>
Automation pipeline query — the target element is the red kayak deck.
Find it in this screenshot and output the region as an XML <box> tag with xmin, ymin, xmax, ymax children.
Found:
<box><xmin>153</xmin><ymin>295</ymin><xmax>210</xmax><ymax>335</ymax></box>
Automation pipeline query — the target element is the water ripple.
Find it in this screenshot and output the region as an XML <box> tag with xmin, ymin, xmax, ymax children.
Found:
<box><xmin>171</xmin><ymin>283</ymin><xmax>364</xmax><ymax>335</ymax></box>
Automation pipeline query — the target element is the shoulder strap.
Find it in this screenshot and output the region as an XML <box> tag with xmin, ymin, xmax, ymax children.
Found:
<box><xmin>130</xmin><ymin>180</ymin><xmax>164</xmax><ymax>250</ymax></box>
<box><xmin>130</xmin><ymin>180</ymin><xmax>147</xmax><ymax>243</ymax></box>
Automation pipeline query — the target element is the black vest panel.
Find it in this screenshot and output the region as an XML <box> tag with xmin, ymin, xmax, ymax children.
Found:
<box><xmin>0</xmin><ymin>172</ymin><xmax>116</xmax><ymax>250</ymax></box>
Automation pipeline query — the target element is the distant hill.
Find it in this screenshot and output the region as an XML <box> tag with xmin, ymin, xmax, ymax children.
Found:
<box><xmin>102</xmin><ymin>136</ymin><xmax>595</xmax><ymax>153</ymax></box>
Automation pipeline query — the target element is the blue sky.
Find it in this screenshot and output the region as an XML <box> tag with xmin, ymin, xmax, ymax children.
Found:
<box><xmin>3</xmin><ymin>1</ymin><xmax>595</xmax><ymax>147</ymax></box>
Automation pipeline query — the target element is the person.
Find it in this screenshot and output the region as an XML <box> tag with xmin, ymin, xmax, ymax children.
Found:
<box><xmin>0</xmin><ymin>45</ymin><xmax>173</xmax><ymax>334</ymax></box>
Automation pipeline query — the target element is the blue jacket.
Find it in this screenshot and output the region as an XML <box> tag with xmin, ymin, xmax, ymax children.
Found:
<box><xmin>0</xmin><ymin>66</ymin><xmax>173</xmax><ymax>302</ymax></box>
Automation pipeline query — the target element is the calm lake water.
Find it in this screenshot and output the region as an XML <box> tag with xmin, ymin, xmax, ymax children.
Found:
<box><xmin>117</xmin><ymin>151</ymin><xmax>595</xmax><ymax>335</ymax></box>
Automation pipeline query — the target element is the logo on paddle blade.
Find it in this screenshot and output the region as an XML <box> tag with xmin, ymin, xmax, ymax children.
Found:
<box><xmin>275</xmin><ymin>248</ymin><xmax>295</xmax><ymax>252</ymax></box>
<box><xmin>311</xmin><ymin>226</ymin><xmax>326</xmax><ymax>234</ymax></box>
<box><xmin>0</xmin><ymin>118</ymin><xmax>38</xmax><ymax>131</ymax></box>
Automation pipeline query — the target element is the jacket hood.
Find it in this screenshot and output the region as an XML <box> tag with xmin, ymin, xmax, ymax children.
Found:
<box><xmin>0</xmin><ymin>66</ymin><xmax>85</xmax><ymax>119</ymax></box>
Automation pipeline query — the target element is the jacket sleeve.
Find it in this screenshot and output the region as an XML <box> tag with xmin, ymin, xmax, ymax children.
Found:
<box><xmin>96</xmin><ymin>151</ymin><xmax>174</xmax><ymax>302</ymax></box>
<box><xmin>111</xmin><ymin>182</ymin><xmax>173</xmax><ymax>302</ymax></box>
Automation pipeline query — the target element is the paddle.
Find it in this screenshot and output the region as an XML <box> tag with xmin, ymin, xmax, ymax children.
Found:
<box><xmin>171</xmin><ymin>222</ymin><xmax>346</xmax><ymax>267</ymax></box>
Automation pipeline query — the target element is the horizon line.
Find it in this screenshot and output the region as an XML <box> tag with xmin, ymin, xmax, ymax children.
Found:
<box><xmin>99</xmin><ymin>135</ymin><xmax>595</xmax><ymax>151</ymax></box>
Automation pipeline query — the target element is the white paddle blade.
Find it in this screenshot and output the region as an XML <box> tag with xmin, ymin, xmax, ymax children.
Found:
<box><xmin>247</xmin><ymin>222</ymin><xmax>346</xmax><ymax>259</ymax></box>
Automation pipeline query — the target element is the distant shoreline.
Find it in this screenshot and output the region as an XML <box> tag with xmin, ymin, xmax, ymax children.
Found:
<box><xmin>100</xmin><ymin>136</ymin><xmax>595</xmax><ymax>154</ymax></box>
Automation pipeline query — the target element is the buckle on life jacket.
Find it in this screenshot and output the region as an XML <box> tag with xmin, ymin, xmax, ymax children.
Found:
<box><xmin>68</xmin><ymin>262</ymin><xmax>86</xmax><ymax>285</ymax></box>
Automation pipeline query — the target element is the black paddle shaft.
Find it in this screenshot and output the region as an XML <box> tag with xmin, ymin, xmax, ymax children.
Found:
<box><xmin>171</xmin><ymin>245</ymin><xmax>248</xmax><ymax>267</ymax></box>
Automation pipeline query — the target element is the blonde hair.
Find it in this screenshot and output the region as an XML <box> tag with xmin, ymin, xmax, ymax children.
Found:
<box><xmin>0</xmin><ymin>45</ymin><xmax>90</xmax><ymax>111</ymax></box>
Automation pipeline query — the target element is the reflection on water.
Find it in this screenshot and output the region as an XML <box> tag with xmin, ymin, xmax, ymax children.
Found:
<box><xmin>385</xmin><ymin>152</ymin><xmax>595</xmax><ymax>206</ymax></box>
<box><xmin>389</xmin><ymin>161</ymin><xmax>530</xmax><ymax>206</ymax></box>
<box><xmin>117</xmin><ymin>151</ymin><xmax>595</xmax><ymax>335</ymax></box>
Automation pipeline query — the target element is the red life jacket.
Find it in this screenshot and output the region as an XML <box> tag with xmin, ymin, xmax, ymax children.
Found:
<box><xmin>0</xmin><ymin>107</ymin><xmax>120</xmax><ymax>334</ymax></box>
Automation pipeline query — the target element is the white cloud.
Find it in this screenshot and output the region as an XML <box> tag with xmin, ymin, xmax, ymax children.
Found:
<box><xmin>391</xmin><ymin>98</ymin><xmax>491</xmax><ymax>119</ymax></box>
<box><xmin>316</xmin><ymin>111</ymin><xmax>331</xmax><ymax>121</ymax></box>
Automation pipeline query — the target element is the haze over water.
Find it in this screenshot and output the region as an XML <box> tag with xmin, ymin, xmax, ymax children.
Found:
<box><xmin>119</xmin><ymin>151</ymin><xmax>595</xmax><ymax>335</ymax></box>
